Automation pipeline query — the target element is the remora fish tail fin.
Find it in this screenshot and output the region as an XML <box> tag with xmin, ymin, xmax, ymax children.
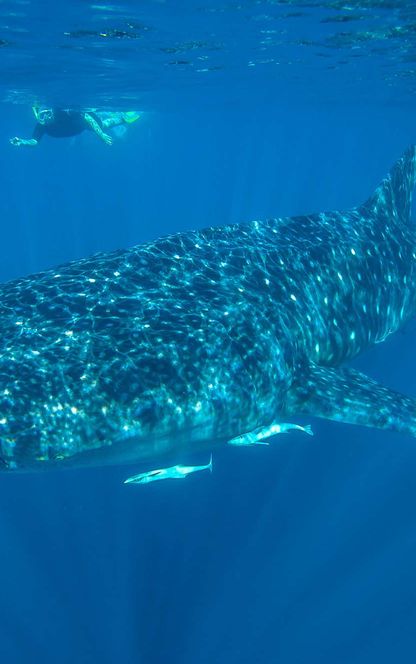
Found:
<box><xmin>291</xmin><ymin>364</ymin><xmax>416</xmax><ymax>438</ymax></box>
<box><xmin>363</xmin><ymin>145</ymin><xmax>416</xmax><ymax>225</ymax></box>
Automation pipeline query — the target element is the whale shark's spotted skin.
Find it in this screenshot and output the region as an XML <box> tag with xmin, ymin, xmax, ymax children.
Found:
<box><xmin>0</xmin><ymin>147</ymin><xmax>416</xmax><ymax>471</ymax></box>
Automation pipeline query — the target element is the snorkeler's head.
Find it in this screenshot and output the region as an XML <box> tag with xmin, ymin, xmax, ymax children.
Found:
<box><xmin>32</xmin><ymin>106</ymin><xmax>54</xmax><ymax>125</ymax></box>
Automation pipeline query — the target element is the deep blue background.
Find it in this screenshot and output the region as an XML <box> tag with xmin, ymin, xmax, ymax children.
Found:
<box><xmin>0</xmin><ymin>103</ymin><xmax>416</xmax><ymax>663</ymax></box>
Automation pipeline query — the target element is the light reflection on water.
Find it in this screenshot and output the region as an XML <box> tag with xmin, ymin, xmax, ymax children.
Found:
<box><xmin>0</xmin><ymin>0</ymin><xmax>415</xmax><ymax>109</ymax></box>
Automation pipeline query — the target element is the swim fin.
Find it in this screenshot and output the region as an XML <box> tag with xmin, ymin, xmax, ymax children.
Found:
<box><xmin>122</xmin><ymin>111</ymin><xmax>141</xmax><ymax>124</ymax></box>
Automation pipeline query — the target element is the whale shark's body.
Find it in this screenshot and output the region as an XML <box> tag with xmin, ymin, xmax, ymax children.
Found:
<box><xmin>1</xmin><ymin>147</ymin><xmax>416</xmax><ymax>472</ymax></box>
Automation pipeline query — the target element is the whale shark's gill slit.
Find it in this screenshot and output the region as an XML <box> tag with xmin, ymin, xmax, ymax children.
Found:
<box><xmin>134</xmin><ymin>399</ymin><xmax>158</xmax><ymax>426</ymax></box>
<box><xmin>362</xmin><ymin>145</ymin><xmax>416</xmax><ymax>225</ymax></box>
<box><xmin>0</xmin><ymin>456</ymin><xmax>9</xmax><ymax>469</ymax></box>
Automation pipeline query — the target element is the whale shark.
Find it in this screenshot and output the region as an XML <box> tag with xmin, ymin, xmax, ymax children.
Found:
<box><xmin>0</xmin><ymin>146</ymin><xmax>415</xmax><ymax>472</ymax></box>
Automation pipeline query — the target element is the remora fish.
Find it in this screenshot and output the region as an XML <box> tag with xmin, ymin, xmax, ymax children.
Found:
<box><xmin>124</xmin><ymin>454</ymin><xmax>213</xmax><ymax>485</ymax></box>
<box><xmin>0</xmin><ymin>147</ymin><xmax>416</xmax><ymax>472</ymax></box>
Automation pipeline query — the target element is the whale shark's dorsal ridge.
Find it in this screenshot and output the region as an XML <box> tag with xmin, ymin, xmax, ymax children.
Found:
<box><xmin>363</xmin><ymin>145</ymin><xmax>416</xmax><ymax>224</ymax></box>
<box><xmin>0</xmin><ymin>146</ymin><xmax>416</xmax><ymax>472</ymax></box>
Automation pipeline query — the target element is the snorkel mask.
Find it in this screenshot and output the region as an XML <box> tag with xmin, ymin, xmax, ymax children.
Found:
<box><xmin>32</xmin><ymin>107</ymin><xmax>54</xmax><ymax>125</ymax></box>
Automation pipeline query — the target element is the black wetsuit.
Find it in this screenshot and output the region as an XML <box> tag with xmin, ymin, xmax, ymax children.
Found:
<box><xmin>33</xmin><ymin>109</ymin><xmax>103</xmax><ymax>141</ymax></box>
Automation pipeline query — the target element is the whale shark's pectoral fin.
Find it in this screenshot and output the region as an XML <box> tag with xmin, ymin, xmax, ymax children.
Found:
<box><xmin>291</xmin><ymin>364</ymin><xmax>416</xmax><ymax>437</ymax></box>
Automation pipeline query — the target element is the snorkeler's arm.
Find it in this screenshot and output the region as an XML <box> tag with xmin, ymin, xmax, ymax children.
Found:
<box><xmin>9</xmin><ymin>123</ymin><xmax>45</xmax><ymax>147</ymax></box>
<box><xmin>84</xmin><ymin>113</ymin><xmax>113</xmax><ymax>146</ymax></box>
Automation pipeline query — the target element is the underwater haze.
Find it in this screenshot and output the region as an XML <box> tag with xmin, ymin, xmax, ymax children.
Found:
<box><xmin>1</xmin><ymin>1</ymin><xmax>416</xmax><ymax>662</ymax></box>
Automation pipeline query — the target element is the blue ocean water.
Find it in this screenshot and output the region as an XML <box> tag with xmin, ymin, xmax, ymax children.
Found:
<box><xmin>0</xmin><ymin>1</ymin><xmax>416</xmax><ymax>662</ymax></box>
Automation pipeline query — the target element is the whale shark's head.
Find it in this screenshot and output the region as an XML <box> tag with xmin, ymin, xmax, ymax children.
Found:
<box><xmin>0</xmin><ymin>328</ymin><xmax>276</xmax><ymax>473</ymax></box>
<box><xmin>0</xmin><ymin>281</ymin><xmax>292</xmax><ymax>472</ymax></box>
<box><xmin>0</xmin><ymin>339</ymin><xmax>244</xmax><ymax>472</ymax></box>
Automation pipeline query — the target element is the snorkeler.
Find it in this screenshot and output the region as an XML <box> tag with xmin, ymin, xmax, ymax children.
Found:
<box><xmin>9</xmin><ymin>107</ymin><xmax>140</xmax><ymax>147</ymax></box>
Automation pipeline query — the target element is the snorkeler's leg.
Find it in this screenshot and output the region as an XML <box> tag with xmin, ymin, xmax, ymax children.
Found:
<box><xmin>100</xmin><ymin>112</ymin><xmax>124</xmax><ymax>129</ymax></box>
<box><xmin>100</xmin><ymin>112</ymin><xmax>140</xmax><ymax>129</ymax></box>
<box><xmin>84</xmin><ymin>113</ymin><xmax>113</xmax><ymax>145</ymax></box>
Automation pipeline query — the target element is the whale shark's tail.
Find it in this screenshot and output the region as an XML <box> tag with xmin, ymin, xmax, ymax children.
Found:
<box><xmin>363</xmin><ymin>145</ymin><xmax>416</xmax><ymax>225</ymax></box>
